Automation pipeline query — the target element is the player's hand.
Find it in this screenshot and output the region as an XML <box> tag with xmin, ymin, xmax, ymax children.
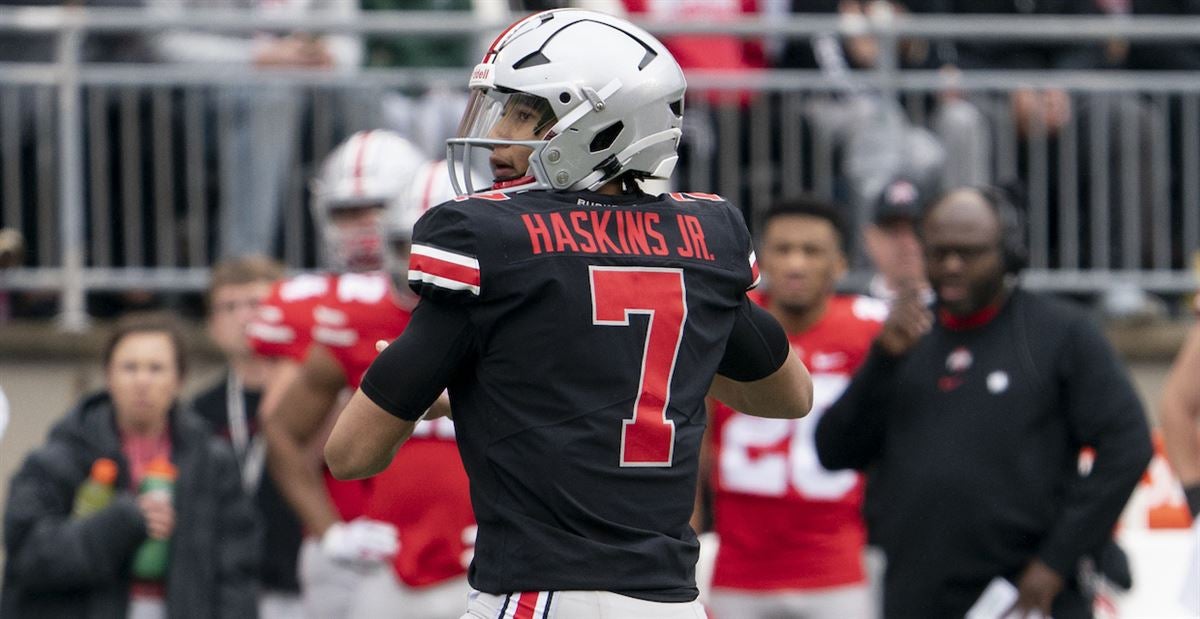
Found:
<box><xmin>1009</xmin><ymin>559</ymin><xmax>1063</xmax><ymax>618</ymax></box>
<box><xmin>137</xmin><ymin>494</ymin><xmax>175</xmax><ymax>540</ymax></box>
<box><xmin>877</xmin><ymin>280</ymin><xmax>932</xmax><ymax>356</ymax></box>
<box><xmin>321</xmin><ymin>517</ymin><xmax>399</xmax><ymax>564</ymax></box>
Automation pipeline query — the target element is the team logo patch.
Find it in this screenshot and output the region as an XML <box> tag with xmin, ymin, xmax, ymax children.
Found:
<box><xmin>987</xmin><ymin>371</ymin><xmax>1009</xmax><ymax>394</ymax></box>
<box><xmin>946</xmin><ymin>347</ymin><xmax>973</xmax><ymax>373</ymax></box>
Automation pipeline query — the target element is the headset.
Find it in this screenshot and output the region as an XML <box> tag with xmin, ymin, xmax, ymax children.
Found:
<box><xmin>974</xmin><ymin>184</ymin><xmax>1029</xmax><ymax>275</ymax></box>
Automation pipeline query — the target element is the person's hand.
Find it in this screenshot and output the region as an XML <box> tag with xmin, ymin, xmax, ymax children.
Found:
<box><xmin>1012</xmin><ymin>88</ymin><xmax>1072</xmax><ymax>137</ymax></box>
<box><xmin>877</xmin><ymin>280</ymin><xmax>932</xmax><ymax>356</ymax></box>
<box><xmin>254</xmin><ymin>35</ymin><xmax>333</xmax><ymax>68</ymax></box>
<box><xmin>1010</xmin><ymin>559</ymin><xmax>1064</xmax><ymax>618</ymax></box>
<box><xmin>137</xmin><ymin>494</ymin><xmax>175</xmax><ymax>540</ymax></box>
<box><xmin>321</xmin><ymin>517</ymin><xmax>399</xmax><ymax>564</ymax></box>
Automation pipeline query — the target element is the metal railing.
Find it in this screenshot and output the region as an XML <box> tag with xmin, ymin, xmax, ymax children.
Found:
<box><xmin>0</xmin><ymin>8</ymin><xmax>1195</xmax><ymax>329</ymax></box>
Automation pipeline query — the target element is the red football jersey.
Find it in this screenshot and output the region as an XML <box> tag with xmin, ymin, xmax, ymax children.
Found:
<box><xmin>303</xmin><ymin>271</ymin><xmax>415</xmax><ymax>388</ymax></box>
<box><xmin>247</xmin><ymin>273</ymin><xmax>329</xmax><ymax>362</ymax></box>
<box><xmin>246</xmin><ymin>273</ymin><xmax>372</xmax><ymax>521</ymax></box>
<box><xmin>306</xmin><ymin>272</ymin><xmax>475</xmax><ymax>587</ymax></box>
<box><xmin>248</xmin><ymin>272</ymin><xmax>474</xmax><ymax>588</ymax></box>
<box><xmin>364</xmin><ymin>416</ymin><xmax>475</xmax><ymax>587</ymax></box>
<box><xmin>709</xmin><ymin>294</ymin><xmax>885</xmax><ymax>590</ymax></box>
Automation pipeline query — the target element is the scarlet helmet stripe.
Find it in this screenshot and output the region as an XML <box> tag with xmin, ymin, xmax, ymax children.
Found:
<box><xmin>352</xmin><ymin>130</ymin><xmax>373</xmax><ymax>197</ymax></box>
<box><xmin>482</xmin><ymin>14</ymin><xmax>525</xmax><ymax>63</ymax></box>
<box><xmin>419</xmin><ymin>161</ymin><xmax>443</xmax><ymax>212</ymax></box>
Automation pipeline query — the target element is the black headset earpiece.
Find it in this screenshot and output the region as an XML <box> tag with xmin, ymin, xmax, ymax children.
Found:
<box><xmin>974</xmin><ymin>185</ymin><xmax>1028</xmax><ymax>275</ymax></box>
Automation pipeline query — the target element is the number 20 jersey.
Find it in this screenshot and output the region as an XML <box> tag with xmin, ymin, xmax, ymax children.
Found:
<box><xmin>407</xmin><ymin>190</ymin><xmax>759</xmax><ymax>602</ymax></box>
<box><xmin>710</xmin><ymin>293</ymin><xmax>885</xmax><ymax>591</ymax></box>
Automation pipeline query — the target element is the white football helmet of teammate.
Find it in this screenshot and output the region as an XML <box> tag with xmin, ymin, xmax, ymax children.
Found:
<box><xmin>311</xmin><ymin>130</ymin><xmax>427</xmax><ymax>272</ymax></box>
<box><xmin>384</xmin><ymin>158</ymin><xmax>487</xmax><ymax>282</ymax></box>
<box><xmin>446</xmin><ymin>9</ymin><xmax>686</xmax><ymax>195</ymax></box>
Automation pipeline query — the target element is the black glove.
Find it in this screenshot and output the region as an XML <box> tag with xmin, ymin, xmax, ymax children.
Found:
<box><xmin>1091</xmin><ymin>539</ymin><xmax>1132</xmax><ymax>591</ymax></box>
<box><xmin>1185</xmin><ymin>483</ymin><xmax>1200</xmax><ymax>520</ymax></box>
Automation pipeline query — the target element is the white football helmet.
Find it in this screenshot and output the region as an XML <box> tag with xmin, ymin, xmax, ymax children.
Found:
<box><xmin>385</xmin><ymin>159</ymin><xmax>489</xmax><ymax>281</ymax></box>
<box><xmin>446</xmin><ymin>9</ymin><xmax>687</xmax><ymax>195</ymax></box>
<box><xmin>311</xmin><ymin>130</ymin><xmax>428</xmax><ymax>271</ymax></box>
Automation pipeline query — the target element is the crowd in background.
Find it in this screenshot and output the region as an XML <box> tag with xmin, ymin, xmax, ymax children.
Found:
<box><xmin>0</xmin><ymin>0</ymin><xmax>1198</xmax><ymax>319</ymax></box>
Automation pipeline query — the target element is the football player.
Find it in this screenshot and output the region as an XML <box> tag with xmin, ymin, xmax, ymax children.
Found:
<box><xmin>326</xmin><ymin>10</ymin><xmax>813</xmax><ymax>619</ymax></box>
<box><xmin>251</xmin><ymin>129</ymin><xmax>474</xmax><ymax>619</ymax></box>
<box><xmin>701</xmin><ymin>197</ymin><xmax>886</xmax><ymax>618</ymax></box>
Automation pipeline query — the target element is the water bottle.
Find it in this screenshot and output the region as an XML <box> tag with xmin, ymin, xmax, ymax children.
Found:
<box><xmin>131</xmin><ymin>458</ymin><xmax>177</xmax><ymax>580</ymax></box>
<box><xmin>72</xmin><ymin>458</ymin><xmax>118</xmax><ymax>517</ymax></box>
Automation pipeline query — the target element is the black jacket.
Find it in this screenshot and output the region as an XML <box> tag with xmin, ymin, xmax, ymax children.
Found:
<box><xmin>1</xmin><ymin>392</ymin><xmax>260</xmax><ymax>619</ymax></box>
<box><xmin>816</xmin><ymin>289</ymin><xmax>1152</xmax><ymax>618</ymax></box>
<box><xmin>192</xmin><ymin>374</ymin><xmax>303</xmax><ymax>594</ymax></box>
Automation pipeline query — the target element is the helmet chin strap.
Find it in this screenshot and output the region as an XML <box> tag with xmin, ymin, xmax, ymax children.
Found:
<box><xmin>493</xmin><ymin>176</ymin><xmax>537</xmax><ymax>190</ymax></box>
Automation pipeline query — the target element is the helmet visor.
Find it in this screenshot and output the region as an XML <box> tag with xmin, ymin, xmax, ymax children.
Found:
<box><xmin>447</xmin><ymin>90</ymin><xmax>557</xmax><ymax>195</ymax></box>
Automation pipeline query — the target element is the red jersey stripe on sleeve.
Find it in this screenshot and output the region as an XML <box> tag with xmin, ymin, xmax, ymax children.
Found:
<box><xmin>749</xmin><ymin>250</ymin><xmax>761</xmax><ymax>290</ymax></box>
<box><xmin>410</xmin><ymin>243</ymin><xmax>481</xmax><ymax>295</ymax></box>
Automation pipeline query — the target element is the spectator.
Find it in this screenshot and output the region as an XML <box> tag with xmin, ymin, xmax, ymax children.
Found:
<box><xmin>861</xmin><ymin>177</ymin><xmax>931</xmax><ymax>302</ymax></box>
<box><xmin>1158</xmin><ymin>287</ymin><xmax>1200</xmax><ymax>614</ymax></box>
<box><xmin>1</xmin><ymin>311</ymin><xmax>260</xmax><ymax>618</ymax></box>
<box><xmin>623</xmin><ymin>0</ymin><xmax>769</xmax><ymax>202</ymax></box>
<box><xmin>816</xmin><ymin>187</ymin><xmax>1152</xmax><ymax>618</ymax></box>
<box><xmin>932</xmin><ymin>0</ymin><xmax>1162</xmax><ymax>276</ymax></box>
<box><xmin>701</xmin><ymin>197</ymin><xmax>885</xmax><ymax>618</ymax></box>
<box><xmin>325</xmin><ymin>9</ymin><xmax>812</xmax><ymax>617</ymax></box>
<box><xmin>190</xmin><ymin>256</ymin><xmax>304</xmax><ymax>619</ymax></box>
<box><xmin>794</xmin><ymin>1</ymin><xmax>948</xmax><ymax>238</ymax></box>
<box><xmin>1105</xmin><ymin>0</ymin><xmax>1200</xmax><ymax>70</ymax></box>
<box><xmin>146</xmin><ymin>0</ymin><xmax>362</xmax><ymax>259</ymax></box>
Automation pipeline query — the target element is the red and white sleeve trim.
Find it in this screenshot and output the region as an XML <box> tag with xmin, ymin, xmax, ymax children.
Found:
<box><xmin>410</xmin><ymin>244</ymin><xmax>481</xmax><ymax>296</ymax></box>
<box><xmin>748</xmin><ymin>250</ymin><xmax>761</xmax><ymax>290</ymax></box>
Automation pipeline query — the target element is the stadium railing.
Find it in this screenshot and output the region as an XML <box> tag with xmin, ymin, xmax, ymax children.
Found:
<box><xmin>0</xmin><ymin>8</ymin><xmax>1195</xmax><ymax>330</ymax></box>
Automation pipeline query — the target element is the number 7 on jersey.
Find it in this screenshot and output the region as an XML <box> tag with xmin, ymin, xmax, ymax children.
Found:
<box><xmin>589</xmin><ymin>266</ymin><xmax>688</xmax><ymax>467</ymax></box>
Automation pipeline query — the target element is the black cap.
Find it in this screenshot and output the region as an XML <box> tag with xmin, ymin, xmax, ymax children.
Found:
<box><xmin>874</xmin><ymin>178</ymin><xmax>923</xmax><ymax>225</ymax></box>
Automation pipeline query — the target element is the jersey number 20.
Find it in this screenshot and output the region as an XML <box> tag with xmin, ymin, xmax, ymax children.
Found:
<box><xmin>590</xmin><ymin>266</ymin><xmax>688</xmax><ymax>468</ymax></box>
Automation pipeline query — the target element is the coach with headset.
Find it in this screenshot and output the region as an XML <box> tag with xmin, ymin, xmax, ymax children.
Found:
<box><xmin>815</xmin><ymin>186</ymin><xmax>1153</xmax><ymax>619</ymax></box>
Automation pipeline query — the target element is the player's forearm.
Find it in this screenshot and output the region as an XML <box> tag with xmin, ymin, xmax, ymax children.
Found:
<box><xmin>709</xmin><ymin>348</ymin><xmax>812</xmax><ymax>419</ymax></box>
<box><xmin>326</xmin><ymin>389</ymin><xmax>416</xmax><ymax>480</ymax></box>
<box><xmin>263</xmin><ymin>416</ymin><xmax>340</xmax><ymax>536</ymax></box>
<box><xmin>1159</xmin><ymin>325</ymin><xmax>1200</xmax><ymax>486</ymax></box>
<box><xmin>262</xmin><ymin>374</ymin><xmax>343</xmax><ymax>535</ymax></box>
<box><xmin>1160</xmin><ymin>396</ymin><xmax>1200</xmax><ymax>486</ymax></box>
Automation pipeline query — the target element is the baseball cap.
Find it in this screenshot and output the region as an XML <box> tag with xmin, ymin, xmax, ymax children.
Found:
<box><xmin>874</xmin><ymin>178</ymin><xmax>924</xmax><ymax>225</ymax></box>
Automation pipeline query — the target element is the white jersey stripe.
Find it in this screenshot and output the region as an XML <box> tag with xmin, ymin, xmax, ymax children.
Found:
<box><xmin>409</xmin><ymin>270</ymin><xmax>481</xmax><ymax>296</ymax></box>
<box><xmin>412</xmin><ymin>243</ymin><xmax>479</xmax><ymax>270</ymax></box>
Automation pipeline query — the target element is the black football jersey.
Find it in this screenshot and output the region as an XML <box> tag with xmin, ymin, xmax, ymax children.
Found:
<box><xmin>406</xmin><ymin>189</ymin><xmax>759</xmax><ymax>602</ymax></box>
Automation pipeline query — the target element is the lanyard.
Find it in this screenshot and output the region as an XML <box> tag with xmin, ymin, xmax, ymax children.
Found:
<box><xmin>226</xmin><ymin>373</ymin><xmax>266</xmax><ymax>495</ymax></box>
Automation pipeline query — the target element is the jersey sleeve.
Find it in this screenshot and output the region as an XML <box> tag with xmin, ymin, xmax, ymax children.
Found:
<box><xmin>361</xmin><ymin>299</ymin><xmax>478</xmax><ymax>421</ymax></box>
<box><xmin>721</xmin><ymin>201</ymin><xmax>759</xmax><ymax>290</ymax></box>
<box><xmin>408</xmin><ymin>203</ymin><xmax>482</xmax><ymax>304</ymax></box>
<box><xmin>245</xmin><ymin>278</ymin><xmax>317</xmax><ymax>362</ymax></box>
<box><xmin>717</xmin><ymin>295</ymin><xmax>790</xmax><ymax>381</ymax></box>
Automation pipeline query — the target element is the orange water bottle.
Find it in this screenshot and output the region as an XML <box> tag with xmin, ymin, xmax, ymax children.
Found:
<box><xmin>72</xmin><ymin>458</ymin><xmax>118</xmax><ymax>517</ymax></box>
